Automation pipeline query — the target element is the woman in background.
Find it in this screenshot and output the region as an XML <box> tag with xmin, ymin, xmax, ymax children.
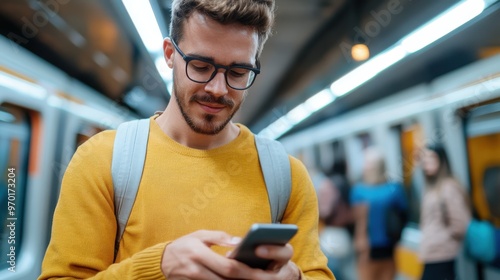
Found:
<box><xmin>350</xmin><ymin>147</ymin><xmax>407</xmax><ymax>280</ymax></box>
<box><xmin>419</xmin><ymin>144</ymin><xmax>470</xmax><ymax>280</ymax></box>
<box><xmin>318</xmin><ymin>174</ymin><xmax>354</xmax><ymax>279</ymax></box>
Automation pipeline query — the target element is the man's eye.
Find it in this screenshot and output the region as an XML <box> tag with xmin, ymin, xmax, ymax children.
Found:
<box><xmin>229</xmin><ymin>68</ymin><xmax>249</xmax><ymax>78</ymax></box>
<box><xmin>189</xmin><ymin>61</ymin><xmax>212</xmax><ymax>72</ymax></box>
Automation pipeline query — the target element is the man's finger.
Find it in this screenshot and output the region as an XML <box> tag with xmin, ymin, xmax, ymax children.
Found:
<box><xmin>190</xmin><ymin>230</ymin><xmax>240</xmax><ymax>247</ymax></box>
<box><xmin>255</xmin><ymin>243</ymin><xmax>294</xmax><ymax>263</ymax></box>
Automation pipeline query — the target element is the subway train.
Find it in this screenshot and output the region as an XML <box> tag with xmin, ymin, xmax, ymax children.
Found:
<box><xmin>1</xmin><ymin>27</ymin><xmax>500</xmax><ymax>280</ymax></box>
<box><xmin>0</xmin><ymin>34</ymin><xmax>137</xmax><ymax>279</ymax></box>
<box><xmin>280</xmin><ymin>51</ymin><xmax>500</xmax><ymax>278</ymax></box>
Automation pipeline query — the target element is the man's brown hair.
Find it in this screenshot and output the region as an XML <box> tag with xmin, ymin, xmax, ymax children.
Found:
<box><xmin>169</xmin><ymin>0</ymin><xmax>275</xmax><ymax>59</ymax></box>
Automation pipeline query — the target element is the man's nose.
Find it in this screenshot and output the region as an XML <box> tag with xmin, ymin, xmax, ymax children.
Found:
<box><xmin>204</xmin><ymin>70</ymin><xmax>229</xmax><ymax>97</ymax></box>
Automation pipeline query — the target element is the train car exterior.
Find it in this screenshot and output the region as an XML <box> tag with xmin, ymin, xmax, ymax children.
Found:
<box><xmin>281</xmin><ymin>54</ymin><xmax>500</xmax><ymax>280</ymax></box>
<box><xmin>0</xmin><ymin>35</ymin><xmax>136</xmax><ymax>280</ymax></box>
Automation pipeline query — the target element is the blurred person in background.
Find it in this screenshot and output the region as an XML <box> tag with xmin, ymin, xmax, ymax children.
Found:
<box><xmin>418</xmin><ymin>144</ymin><xmax>470</xmax><ymax>280</ymax></box>
<box><xmin>350</xmin><ymin>147</ymin><xmax>407</xmax><ymax>280</ymax></box>
<box><xmin>317</xmin><ymin>173</ymin><xmax>355</xmax><ymax>280</ymax></box>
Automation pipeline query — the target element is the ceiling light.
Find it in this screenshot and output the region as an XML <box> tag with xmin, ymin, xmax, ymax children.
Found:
<box><xmin>93</xmin><ymin>51</ymin><xmax>110</xmax><ymax>67</ymax></box>
<box><xmin>351</xmin><ymin>44</ymin><xmax>370</xmax><ymax>61</ymax></box>
<box><xmin>155</xmin><ymin>56</ymin><xmax>173</xmax><ymax>82</ymax></box>
<box><xmin>286</xmin><ymin>89</ymin><xmax>337</xmax><ymax>125</ymax></box>
<box><xmin>330</xmin><ymin>46</ymin><xmax>407</xmax><ymax>96</ymax></box>
<box><xmin>155</xmin><ymin>56</ymin><xmax>173</xmax><ymax>95</ymax></box>
<box><xmin>122</xmin><ymin>0</ymin><xmax>164</xmax><ymax>54</ymax></box>
<box><xmin>258</xmin><ymin>0</ymin><xmax>496</xmax><ymax>140</ymax></box>
<box><xmin>260</xmin><ymin>89</ymin><xmax>336</xmax><ymax>138</ymax></box>
<box><xmin>305</xmin><ymin>89</ymin><xmax>336</xmax><ymax>111</ymax></box>
<box><xmin>259</xmin><ymin>116</ymin><xmax>293</xmax><ymax>140</ymax></box>
<box><xmin>112</xmin><ymin>67</ymin><xmax>128</xmax><ymax>83</ymax></box>
<box><xmin>401</xmin><ymin>0</ymin><xmax>487</xmax><ymax>53</ymax></box>
<box><xmin>286</xmin><ymin>104</ymin><xmax>312</xmax><ymax>125</ymax></box>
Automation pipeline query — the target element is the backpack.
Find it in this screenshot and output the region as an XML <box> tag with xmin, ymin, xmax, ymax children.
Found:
<box><xmin>111</xmin><ymin>119</ymin><xmax>292</xmax><ymax>258</ymax></box>
<box><xmin>385</xmin><ymin>184</ymin><xmax>408</xmax><ymax>244</ymax></box>
<box><xmin>465</xmin><ymin>219</ymin><xmax>500</xmax><ymax>268</ymax></box>
<box><xmin>385</xmin><ymin>205</ymin><xmax>407</xmax><ymax>244</ymax></box>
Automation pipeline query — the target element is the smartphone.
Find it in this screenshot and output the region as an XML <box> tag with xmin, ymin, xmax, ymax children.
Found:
<box><xmin>228</xmin><ymin>223</ymin><xmax>298</xmax><ymax>269</ymax></box>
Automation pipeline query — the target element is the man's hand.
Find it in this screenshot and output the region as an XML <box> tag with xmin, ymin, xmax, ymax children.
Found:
<box><xmin>161</xmin><ymin>230</ymin><xmax>301</xmax><ymax>280</ymax></box>
<box><xmin>161</xmin><ymin>230</ymin><xmax>246</xmax><ymax>279</ymax></box>
<box><xmin>253</xmin><ymin>243</ymin><xmax>301</xmax><ymax>279</ymax></box>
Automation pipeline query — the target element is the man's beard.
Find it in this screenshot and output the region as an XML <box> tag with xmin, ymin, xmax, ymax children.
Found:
<box><xmin>174</xmin><ymin>83</ymin><xmax>242</xmax><ymax>135</ymax></box>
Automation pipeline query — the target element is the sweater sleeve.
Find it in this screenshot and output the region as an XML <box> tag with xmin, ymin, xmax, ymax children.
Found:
<box><xmin>38</xmin><ymin>131</ymin><xmax>166</xmax><ymax>280</ymax></box>
<box><xmin>442</xmin><ymin>180</ymin><xmax>471</xmax><ymax>240</ymax></box>
<box><xmin>283</xmin><ymin>157</ymin><xmax>336</xmax><ymax>280</ymax></box>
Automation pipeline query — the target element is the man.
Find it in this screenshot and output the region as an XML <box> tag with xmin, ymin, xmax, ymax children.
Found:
<box><xmin>39</xmin><ymin>0</ymin><xmax>334</xmax><ymax>279</ymax></box>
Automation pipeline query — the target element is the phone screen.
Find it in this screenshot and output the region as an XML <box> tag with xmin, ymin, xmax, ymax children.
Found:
<box><xmin>228</xmin><ymin>223</ymin><xmax>298</xmax><ymax>269</ymax></box>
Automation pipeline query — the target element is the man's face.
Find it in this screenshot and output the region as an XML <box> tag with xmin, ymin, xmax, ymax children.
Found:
<box><xmin>167</xmin><ymin>12</ymin><xmax>259</xmax><ymax>135</ymax></box>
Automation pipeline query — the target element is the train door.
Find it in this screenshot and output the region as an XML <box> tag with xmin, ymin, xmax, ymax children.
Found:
<box><xmin>0</xmin><ymin>105</ymin><xmax>30</xmax><ymax>273</ymax></box>
<box><xmin>394</xmin><ymin>122</ymin><xmax>425</xmax><ymax>280</ymax></box>
<box><xmin>465</xmin><ymin>102</ymin><xmax>500</xmax><ymax>280</ymax></box>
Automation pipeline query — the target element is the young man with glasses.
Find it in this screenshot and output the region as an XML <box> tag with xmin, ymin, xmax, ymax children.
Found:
<box><xmin>39</xmin><ymin>0</ymin><xmax>334</xmax><ymax>279</ymax></box>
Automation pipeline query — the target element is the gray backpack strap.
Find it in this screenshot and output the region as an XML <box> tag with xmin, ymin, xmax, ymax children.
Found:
<box><xmin>111</xmin><ymin>118</ymin><xmax>150</xmax><ymax>259</ymax></box>
<box><xmin>254</xmin><ymin>135</ymin><xmax>291</xmax><ymax>223</ymax></box>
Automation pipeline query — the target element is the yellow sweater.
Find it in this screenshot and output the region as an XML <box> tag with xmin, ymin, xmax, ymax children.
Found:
<box><xmin>39</xmin><ymin>118</ymin><xmax>334</xmax><ymax>279</ymax></box>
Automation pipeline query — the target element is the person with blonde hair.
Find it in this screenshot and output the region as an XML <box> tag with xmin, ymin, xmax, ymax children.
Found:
<box><xmin>350</xmin><ymin>147</ymin><xmax>407</xmax><ymax>280</ymax></box>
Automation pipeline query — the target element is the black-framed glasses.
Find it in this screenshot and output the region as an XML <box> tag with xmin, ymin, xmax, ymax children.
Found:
<box><xmin>171</xmin><ymin>38</ymin><xmax>260</xmax><ymax>90</ymax></box>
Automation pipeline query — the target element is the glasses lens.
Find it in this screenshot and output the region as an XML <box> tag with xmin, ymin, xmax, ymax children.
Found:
<box><xmin>226</xmin><ymin>67</ymin><xmax>255</xmax><ymax>90</ymax></box>
<box><xmin>186</xmin><ymin>59</ymin><xmax>256</xmax><ymax>90</ymax></box>
<box><xmin>186</xmin><ymin>59</ymin><xmax>216</xmax><ymax>83</ymax></box>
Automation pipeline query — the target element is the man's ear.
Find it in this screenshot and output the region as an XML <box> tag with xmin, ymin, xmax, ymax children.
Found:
<box><xmin>163</xmin><ymin>37</ymin><xmax>174</xmax><ymax>68</ymax></box>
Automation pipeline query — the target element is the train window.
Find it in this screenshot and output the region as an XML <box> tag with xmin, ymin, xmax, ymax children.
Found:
<box><xmin>330</xmin><ymin>140</ymin><xmax>348</xmax><ymax>176</ymax></box>
<box><xmin>317</xmin><ymin>141</ymin><xmax>343</xmax><ymax>175</ymax></box>
<box><xmin>358</xmin><ymin>132</ymin><xmax>373</xmax><ymax>149</ymax></box>
<box><xmin>345</xmin><ymin>133</ymin><xmax>372</xmax><ymax>183</ymax></box>
<box><xmin>466</xmin><ymin>102</ymin><xmax>500</xmax><ymax>226</ymax></box>
<box><xmin>0</xmin><ymin>104</ymin><xmax>30</xmax><ymax>271</ymax></box>
<box><xmin>313</xmin><ymin>144</ymin><xmax>323</xmax><ymax>172</ymax></box>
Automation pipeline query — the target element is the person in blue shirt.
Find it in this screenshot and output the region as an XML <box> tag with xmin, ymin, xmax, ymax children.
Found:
<box><xmin>350</xmin><ymin>147</ymin><xmax>407</xmax><ymax>280</ymax></box>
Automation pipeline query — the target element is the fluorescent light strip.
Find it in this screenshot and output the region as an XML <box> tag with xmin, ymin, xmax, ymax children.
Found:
<box><xmin>260</xmin><ymin>116</ymin><xmax>293</xmax><ymax>139</ymax></box>
<box><xmin>401</xmin><ymin>0</ymin><xmax>486</xmax><ymax>53</ymax></box>
<box><xmin>155</xmin><ymin>56</ymin><xmax>173</xmax><ymax>81</ymax></box>
<box><xmin>285</xmin><ymin>89</ymin><xmax>336</xmax><ymax>126</ymax></box>
<box><xmin>155</xmin><ymin>56</ymin><xmax>173</xmax><ymax>95</ymax></box>
<box><xmin>286</xmin><ymin>104</ymin><xmax>312</xmax><ymax>125</ymax></box>
<box><xmin>122</xmin><ymin>0</ymin><xmax>164</xmax><ymax>54</ymax></box>
<box><xmin>259</xmin><ymin>0</ymin><xmax>493</xmax><ymax>140</ymax></box>
<box><xmin>330</xmin><ymin>46</ymin><xmax>407</xmax><ymax>96</ymax></box>
<box><xmin>305</xmin><ymin>89</ymin><xmax>336</xmax><ymax>111</ymax></box>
